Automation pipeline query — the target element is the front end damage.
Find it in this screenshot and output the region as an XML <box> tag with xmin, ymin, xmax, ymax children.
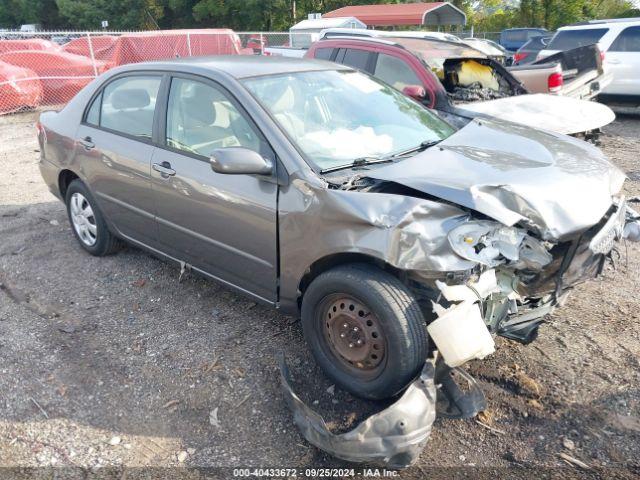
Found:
<box><xmin>277</xmin><ymin>120</ymin><xmax>640</xmax><ymax>467</ymax></box>
<box><xmin>281</xmin><ymin>198</ymin><xmax>639</xmax><ymax>468</ymax></box>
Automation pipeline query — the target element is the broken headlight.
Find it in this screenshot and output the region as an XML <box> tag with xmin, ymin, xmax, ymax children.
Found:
<box><xmin>448</xmin><ymin>220</ymin><xmax>553</xmax><ymax>270</ymax></box>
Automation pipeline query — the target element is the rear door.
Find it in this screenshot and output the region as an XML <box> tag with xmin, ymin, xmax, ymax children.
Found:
<box><xmin>604</xmin><ymin>26</ymin><xmax>640</xmax><ymax>96</ymax></box>
<box><xmin>75</xmin><ymin>73</ymin><xmax>163</xmax><ymax>246</ymax></box>
<box><xmin>150</xmin><ymin>74</ymin><xmax>278</xmax><ymax>303</ymax></box>
<box><xmin>334</xmin><ymin>47</ymin><xmax>374</xmax><ymax>72</ymax></box>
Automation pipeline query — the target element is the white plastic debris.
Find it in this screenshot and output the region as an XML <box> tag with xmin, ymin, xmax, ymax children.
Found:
<box><xmin>209</xmin><ymin>407</ymin><xmax>220</xmax><ymax>427</ymax></box>
<box><xmin>428</xmin><ymin>301</ymin><xmax>495</xmax><ymax>367</ymax></box>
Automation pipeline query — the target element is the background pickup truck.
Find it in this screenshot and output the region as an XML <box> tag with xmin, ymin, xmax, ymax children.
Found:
<box><xmin>509</xmin><ymin>44</ymin><xmax>612</xmax><ymax>100</ymax></box>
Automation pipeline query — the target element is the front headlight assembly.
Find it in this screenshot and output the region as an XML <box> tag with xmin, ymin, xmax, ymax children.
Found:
<box><xmin>448</xmin><ymin>221</ymin><xmax>552</xmax><ymax>270</ymax></box>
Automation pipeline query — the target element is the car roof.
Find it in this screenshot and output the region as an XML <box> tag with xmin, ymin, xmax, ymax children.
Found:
<box><xmin>116</xmin><ymin>55</ymin><xmax>348</xmax><ymax>79</ymax></box>
<box><xmin>316</xmin><ymin>36</ymin><xmax>486</xmax><ymax>59</ymax></box>
<box><xmin>559</xmin><ymin>18</ymin><xmax>640</xmax><ymax>30</ymax></box>
<box><xmin>502</xmin><ymin>27</ymin><xmax>547</xmax><ymax>32</ymax></box>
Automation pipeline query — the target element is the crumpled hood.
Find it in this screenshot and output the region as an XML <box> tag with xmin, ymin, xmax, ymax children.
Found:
<box><xmin>455</xmin><ymin>94</ymin><xmax>616</xmax><ymax>136</ymax></box>
<box><xmin>366</xmin><ymin>118</ymin><xmax>626</xmax><ymax>240</ymax></box>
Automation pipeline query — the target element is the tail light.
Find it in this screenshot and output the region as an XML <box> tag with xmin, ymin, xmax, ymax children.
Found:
<box><xmin>600</xmin><ymin>50</ymin><xmax>606</xmax><ymax>62</ymax></box>
<box><xmin>548</xmin><ymin>72</ymin><xmax>564</xmax><ymax>93</ymax></box>
<box><xmin>513</xmin><ymin>52</ymin><xmax>528</xmax><ymax>63</ymax></box>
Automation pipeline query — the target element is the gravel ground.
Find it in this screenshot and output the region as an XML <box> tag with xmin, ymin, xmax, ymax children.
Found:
<box><xmin>0</xmin><ymin>109</ymin><xmax>639</xmax><ymax>479</ymax></box>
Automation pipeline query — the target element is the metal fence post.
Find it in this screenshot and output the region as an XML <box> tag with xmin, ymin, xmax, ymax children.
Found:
<box><xmin>260</xmin><ymin>33</ymin><xmax>264</xmax><ymax>55</ymax></box>
<box><xmin>86</xmin><ymin>32</ymin><xmax>99</xmax><ymax>77</ymax></box>
<box><xmin>187</xmin><ymin>32</ymin><xmax>192</xmax><ymax>57</ymax></box>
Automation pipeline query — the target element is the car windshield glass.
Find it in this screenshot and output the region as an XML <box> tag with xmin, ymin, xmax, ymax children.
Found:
<box><xmin>243</xmin><ymin>70</ymin><xmax>455</xmax><ymax>171</ymax></box>
<box><xmin>548</xmin><ymin>28</ymin><xmax>608</xmax><ymax>50</ymax></box>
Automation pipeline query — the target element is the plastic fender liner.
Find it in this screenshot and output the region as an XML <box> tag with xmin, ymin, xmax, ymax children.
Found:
<box><xmin>279</xmin><ymin>356</ymin><xmax>437</xmax><ymax>469</ymax></box>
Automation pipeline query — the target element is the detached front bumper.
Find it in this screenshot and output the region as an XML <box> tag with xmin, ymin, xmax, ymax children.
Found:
<box><xmin>280</xmin><ymin>356</ymin><xmax>437</xmax><ymax>469</ymax></box>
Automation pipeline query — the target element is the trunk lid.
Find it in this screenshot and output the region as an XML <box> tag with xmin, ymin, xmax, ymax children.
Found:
<box><xmin>364</xmin><ymin>118</ymin><xmax>625</xmax><ymax>240</ymax></box>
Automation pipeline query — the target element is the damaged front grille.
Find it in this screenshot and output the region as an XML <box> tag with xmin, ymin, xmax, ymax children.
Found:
<box><xmin>589</xmin><ymin>199</ymin><xmax>627</xmax><ymax>254</ymax></box>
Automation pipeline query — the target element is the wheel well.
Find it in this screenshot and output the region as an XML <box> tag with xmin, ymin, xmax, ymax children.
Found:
<box><xmin>297</xmin><ymin>253</ymin><xmax>403</xmax><ymax>309</ymax></box>
<box><xmin>58</xmin><ymin>170</ymin><xmax>80</xmax><ymax>198</ymax></box>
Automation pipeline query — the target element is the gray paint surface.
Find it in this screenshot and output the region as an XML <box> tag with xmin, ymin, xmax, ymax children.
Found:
<box><xmin>38</xmin><ymin>56</ymin><xmax>631</xmax><ymax>316</ymax></box>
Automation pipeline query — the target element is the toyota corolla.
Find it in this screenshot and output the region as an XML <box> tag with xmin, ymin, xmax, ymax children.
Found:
<box><xmin>37</xmin><ymin>56</ymin><xmax>640</xmax><ymax>467</ymax></box>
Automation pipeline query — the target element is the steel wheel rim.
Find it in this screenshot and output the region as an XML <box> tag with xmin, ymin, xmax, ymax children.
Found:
<box><xmin>70</xmin><ymin>192</ymin><xmax>97</xmax><ymax>247</ymax></box>
<box><xmin>320</xmin><ymin>294</ymin><xmax>387</xmax><ymax>379</ymax></box>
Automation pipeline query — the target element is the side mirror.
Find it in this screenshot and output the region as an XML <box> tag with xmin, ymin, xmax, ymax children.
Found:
<box><xmin>210</xmin><ymin>147</ymin><xmax>273</xmax><ymax>175</ymax></box>
<box><xmin>402</xmin><ymin>84</ymin><xmax>427</xmax><ymax>101</ymax></box>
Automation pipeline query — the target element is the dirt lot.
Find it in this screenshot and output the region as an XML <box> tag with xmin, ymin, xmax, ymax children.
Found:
<box><xmin>1</xmin><ymin>109</ymin><xmax>639</xmax><ymax>479</ymax></box>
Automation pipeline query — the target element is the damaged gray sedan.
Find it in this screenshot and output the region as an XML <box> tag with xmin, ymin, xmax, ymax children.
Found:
<box><xmin>38</xmin><ymin>57</ymin><xmax>640</xmax><ymax>467</ymax></box>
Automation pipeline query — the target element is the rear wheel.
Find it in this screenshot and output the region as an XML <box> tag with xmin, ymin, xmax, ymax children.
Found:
<box><xmin>301</xmin><ymin>263</ymin><xmax>428</xmax><ymax>400</ymax></box>
<box><xmin>65</xmin><ymin>180</ymin><xmax>121</xmax><ymax>256</ymax></box>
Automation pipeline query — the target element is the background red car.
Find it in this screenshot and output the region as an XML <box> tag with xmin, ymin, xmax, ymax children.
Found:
<box><xmin>0</xmin><ymin>50</ymin><xmax>107</xmax><ymax>105</ymax></box>
<box><xmin>0</xmin><ymin>60</ymin><xmax>43</xmax><ymax>113</ymax></box>
<box><xmin>0</xmin><ymin>38</ymin><xmax>59</xmax><ymax>54</ymax></box>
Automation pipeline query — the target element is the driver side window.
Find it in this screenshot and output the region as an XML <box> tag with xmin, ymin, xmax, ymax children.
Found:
<box><xmin>166</xmin><ymin>78</ymin><xmax>261</xmax><ymax>158</ymax></box>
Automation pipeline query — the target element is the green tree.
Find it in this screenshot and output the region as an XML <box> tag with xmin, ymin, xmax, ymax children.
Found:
<box><xmin>0</xmin><ymin>0</ymin><xmax>61</xmax><ymax>28</ymax></box>
<box><xmin>56</xmin><ymin>0</ymin><xmax>164</xmax><ymax>30</ymax></box>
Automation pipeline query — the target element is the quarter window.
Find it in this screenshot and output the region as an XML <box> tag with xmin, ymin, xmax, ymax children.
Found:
<box><xmin>166</xmin><ymin>78</ymin><xmax>261</xmax><ymax>157</ymax></box>
<box><xmin>98</xmin><ymin>75</ymin><xmax>161</xmax><ymax>139</ymax></box>
<box><xmin>374</xmin><ymin>53</ymin><xmax>422</xmax><ymax>91</ymax></box>
<box><xmin>85</xmin><ymin>90</ymin><xmax>102</xmax><ymax>126</ymax></box>
<box><xmin>610</xmin><ymin>26</ymin><xmax>640</xmax><ymax>52</ymax></box>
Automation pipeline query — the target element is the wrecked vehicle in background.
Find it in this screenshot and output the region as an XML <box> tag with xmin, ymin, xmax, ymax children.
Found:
<box><xmin>305</xmin><ymin>37</ymin><xmax>615</xmax><ymax>138</ymax></box>
<box><xmin>36</xmin><ymin>57</ymin><xmax>640</xmax><ymax>468</ymax></box>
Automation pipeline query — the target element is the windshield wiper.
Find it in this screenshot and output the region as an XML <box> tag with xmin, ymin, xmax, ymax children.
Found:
<box><xmin>320</xmin><ymin>156</ymin><xmax>394</xmax><ymax>174</ymax></box>
<box><xmin>389</xmin><ymin>139</ymin><xmax>443</xmax><ymax>159</ymax></box>
<box><xmin>319</xmin><ymin>140</ymin><xmax>443</xmax><ymax>174</ymax></box>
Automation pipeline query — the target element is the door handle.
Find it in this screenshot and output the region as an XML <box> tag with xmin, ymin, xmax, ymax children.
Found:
<box><xmin>152</xmin><ymin>161</ymin><xmax>176</xmax><ymax>178</ymax></box>
<box><xmin>607</xmin><ymin>59</ymin><xmax>621</xmax><ymax>64</ymax></box>
<box><xmin>79</xmin><ymin>136</ymin><xmax>94</xmax><ymax>150</ymax></box>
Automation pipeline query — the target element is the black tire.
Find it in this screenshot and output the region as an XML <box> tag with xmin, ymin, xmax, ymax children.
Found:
<box><xmin>65</xmin><ymin>179</ymin><xmax>122</xmax><ymax>256</ymax></box>
<box><xmin>301</xmin><ymin>263</ymin><xmax>428</xmax><ymax>400</ymax></box>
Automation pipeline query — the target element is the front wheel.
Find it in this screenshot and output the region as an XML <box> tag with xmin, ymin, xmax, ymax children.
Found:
<box><xmin>301</xmin><ymin>263</ymin><xmax>429</xmax><ymax>400</ymax></box>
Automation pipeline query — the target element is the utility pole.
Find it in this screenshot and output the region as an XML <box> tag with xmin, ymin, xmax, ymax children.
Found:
<box><xmin>292</xmin><ymin>0</ymin><xmax>297</xmax><ymax>22</ymax></box>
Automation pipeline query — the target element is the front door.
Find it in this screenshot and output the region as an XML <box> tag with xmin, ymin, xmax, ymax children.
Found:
<box><xmin>75</xmin><ymin>74</ymin><xmax>163</xmax><ymax>245</ymax></box>
<box><xmin>150</xmin><ymin>75</ymin><xmax>278</xmax><ymax>303</ymax></box>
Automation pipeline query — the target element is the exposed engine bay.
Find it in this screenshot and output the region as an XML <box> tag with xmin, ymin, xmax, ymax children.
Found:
<box><xmin>440</xmin><ymin>58</ymin><xmax>527</xmax><ymax>104</ymax></box>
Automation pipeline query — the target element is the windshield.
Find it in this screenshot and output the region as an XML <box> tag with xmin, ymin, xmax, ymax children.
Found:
<box><xmin>548</xmin><ymin>28</ymin><xmax>608</xmax><ymax>50</ymax></box>
<box><xmin>243</xmin><ymin>70</ymin><xmax>455</xmax><ymax>171</ymax></box>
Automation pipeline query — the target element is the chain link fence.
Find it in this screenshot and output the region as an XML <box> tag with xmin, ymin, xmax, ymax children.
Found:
<box><xmin>0</xmin><ymin>29</ymin><xmax>501</xmax><ymax>115</ymax></box>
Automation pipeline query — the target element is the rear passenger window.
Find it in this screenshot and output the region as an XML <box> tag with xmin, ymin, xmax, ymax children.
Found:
<box><xmin>342</xmin><ymin>49</ymin><xmax>370</xmax><ymax>71</ymax></box>
<box><xmin>314</xmin><ymin>48</ymin><xmax>334</xmax><ymax>61</ymax></box>
<box><xmin>610</xmin><ymin>26</ymin><xmax>640</xmax><ymax>52</ymax></box>
<box><xmin>100</xmin><ymin>76</ymin><xmax>161</xmax><ymax>139</ymax></box>
<box><xmin>374</xmin><ymin>53</ymin><xmax>422</xmax><ymax>91</ymax></box>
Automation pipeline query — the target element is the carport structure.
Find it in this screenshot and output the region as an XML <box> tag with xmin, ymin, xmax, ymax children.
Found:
<box><xmin>323</xmin><ymin>2</ymin><xmax>467</xmax><ymax>27</ymax></box>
